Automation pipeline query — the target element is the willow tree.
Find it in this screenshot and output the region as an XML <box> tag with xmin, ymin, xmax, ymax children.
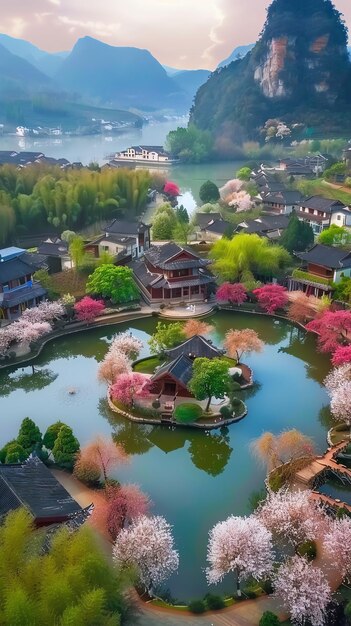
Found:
<box><xmin>210</xmin><ymin>233</ymin><xmax>291</xmax><ymax>283</ymax></box>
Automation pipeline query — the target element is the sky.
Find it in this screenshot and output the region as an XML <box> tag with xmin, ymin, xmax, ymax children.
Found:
<box><xmin>0</xmin><ymin>0</ymin><xmax>350</xmax><ymax>70</ymax></box>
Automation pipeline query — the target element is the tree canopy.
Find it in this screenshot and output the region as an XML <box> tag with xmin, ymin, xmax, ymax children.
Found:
<box><xmin>86</xmin><ymin>265</ymin><xmax>139</xmax><ymax>304</ymax></box>
<box><xmin>280</xmin><ymin>213</ymin><xmax>314</xmax><ymax>253</ymax></box>
<box><xmin>189</xmin><ymin>358</ymin><xmax>231</xmax><ymax>411</ymax></box>
<box><xmin>199</xmin><ymin>180</ymin><xmax>220</xmax><ymax>204</ymax></box>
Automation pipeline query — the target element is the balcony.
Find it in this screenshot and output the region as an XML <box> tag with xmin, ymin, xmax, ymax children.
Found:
<box><xmin>291</xmin><ymin>269</ymin><xmax>332</xmax><ymax>289</ymax></box>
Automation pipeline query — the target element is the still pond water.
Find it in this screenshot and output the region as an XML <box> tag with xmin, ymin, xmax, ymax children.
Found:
<box><xmin>0</xmin><ymin>311</ymin><xmax>332</xmax><ymax>600</ymax></box>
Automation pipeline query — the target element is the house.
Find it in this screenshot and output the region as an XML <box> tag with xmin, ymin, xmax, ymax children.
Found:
<box><xmin>279</xmin><ymin>156</ymin><xmax>327</xmax><ymax>175</ymax></box>
<box><xmin>86</xmin><ymin>219</ymin><xmax>151</xmax><ymax>262</ymax></box>
<box><xmin>165</xmin><ymin>335</ymin><xmax>224</xmax><ymax>361</ymax></box>
<box><xmin>195</xmin><ymin>213</ymin><xmax>223</xmax><ymax>231</ymax></box>
<box><xmin>200</xmin><ymin>219</ymin><xmax>234</xmax><ymax>241</ymax></box>
<box><xmin>0</xmin><ymin>150</ymin><xmax>18</xmax><ymax>165</ymax></box>
<box><xmin>131</xmin><ymin>242</ymin><xmax>215</xmax><ymax>303</ymax></box>
<box><xmin>0</xmin><ymin>247</ymin><xmax>47</xmax><ymax>321</ymax></box>
<box><xmin>0</xmin><ymin>456</ymin><xmax>84</xmax><ymax>527</ymax></box>
<box><xmin>236</xmin><ymin>214</ymin><xmax>290</xmax><ymax>239</ymax></box>
<box><xmin>113</xmin><ymin>145</ymin><xmax>177</xmax><ymax>165</ymax></box>
<box><xmin>288</xmin><ymin>244</ymin><xmax>351</xmax><ymax>297</ymax></box>
<box><xmin>330</xmin><ymin>206</ymin><xmax>351</xmax><ymax>229</ymax></box>
<box><xmin>259</xmin><ymin>190</ymin><xmax>303</xmax><ymax>214</ymax></box>
<box><xmin>297</xmin><ymin>196</ymin><xmax>347</xmax><ymax>234</ymax></box>
<box><xmin>37</xmin><ymin>238</ymin><xmax>71</xmax><ymax>273</ymax></box>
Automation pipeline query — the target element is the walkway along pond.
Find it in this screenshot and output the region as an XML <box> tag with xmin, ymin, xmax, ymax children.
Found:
<box><xmin>0</xmin><ymin>310</ymin><xmax>333</xmax><ymax>600</ymax></box>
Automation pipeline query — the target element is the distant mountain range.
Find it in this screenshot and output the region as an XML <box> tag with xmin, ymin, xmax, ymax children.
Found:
<box><xmin>217</xmin><ymin>44</ymin><xmax>255</xmax><ymax>68</ymax></box>
<box><xmin>0</xmin><ymin>42</ymin><xmax>51</xmax><ymax>95</ymax></box>
<box><xmin>0</xmin><ymin>34</ymin><xmax>68</xmax><ymax>77</ymax></box>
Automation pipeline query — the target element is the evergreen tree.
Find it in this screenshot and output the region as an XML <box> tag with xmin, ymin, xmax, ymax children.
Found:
<box><xmin>43</xmin><ymin>421</ymin><xmax>66</xmax><ymax>450</ymax></box>
<box><xmin>52</xmin><ymin>425</ymin><xmax>80</xmax><ymax>469</ymax></box>
<box><xmin>17</xmin><ymin>418</ymin><xmax>42</xmax><ymax>455</ymax></box>
<box><xmin>280</xmin><ymin>213</ymin><xmax>314</xmax><ymax>253</ymax></box>
<box><xmin>0</xmin><ymin>440</ymin><xmax>27</xmax><ymax>464</ymax></box>
<box><xmin>199</xmin><ymin>180</ymin><xmax>220</xmax><ymax>204</ymax></box>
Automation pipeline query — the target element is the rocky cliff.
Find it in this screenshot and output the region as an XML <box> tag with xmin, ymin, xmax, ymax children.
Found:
<box><xmin>191</xmin><ymin>0</ymin><xmax>351</xmax><ymax>143</ymax></box>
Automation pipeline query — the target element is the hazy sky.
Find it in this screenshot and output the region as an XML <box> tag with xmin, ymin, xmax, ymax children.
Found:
<box><xmin>1</xmin><ymin>0</ymin><xmax>350</xmax><ymax>69</ymax></box>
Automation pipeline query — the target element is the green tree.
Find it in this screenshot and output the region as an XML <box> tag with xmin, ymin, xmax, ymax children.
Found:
<box><xmin>189</xmin><ymin>358</ymin><xmax>231</xmax><ymax>411</ymax></box>
<box><xmin>237</xmin><ymin>167</ymin><xmax>252</xmax><ymax>181</ymax></box>
<box><xmin>43</xmin><ymin>421</ymin><xmax>67</xmax><ymax>450</ymax></box>
<box><xmin>166</xmin><ymin>125</ymin><xmax>213</xmax><ymax>163</ymax></box>
<box><xmin>0</xmin><ymin>508</ymin><xmax>129</xmax><ymax>625</ymax></box>
<box><xmin>52</xmin><ymin>425</ymin><xmax>80</xmax><ymax>469</ymax></box>
<box><xmin>333</xmin><ymin>276</ymin><xmax>351</xmax><ymax>303</ymax></box>
<box><xmin>17</xmin><ymin>418</ymin><xmax>42</xmax><ymax>455</ymax></box>
<box><xmin>173</xmin><ymin>221</ymin><xmax>193</xmax><ymax>244</ymax></box>
<box><xmin>86</xmin><ymin>265</ymin><xmax>139</xmax><ymax>304</ymax></box>
<box><xmin>318</xmin><ymin>224</ymin><xmax>351</xmax><ymax>247</ymax></box>
<box><xmin>210</xmin><ymin>233</ymin><xmax>290</xmax><ymax>282</ymax></box>
<box><xmin>280</xmin><ymin>213</ymin><xmax>314</xmax><ymax>253</ymax></box>
<box><xmin>149</xmin><ymin>322</ymin><xmax>186</xmax><ymax>354</ymax></box>
<box><xmin>0</xmin><ymin>440</ymin><xmax>27</xmax><ymax>464</ymax></box>
<box><xmin>199</xmin><ymin>180</ymin><xmax>220</xmax><ymax>204</ymax></box>
<box><xmin>152</xmin><ymin>213</ymin><xmax>175</xmax><ymax>240</ymax></box>
<box><xmin>323</xmin><ymin>161</ymin><xmax>347</xmax><ymax>181</ymax></box>
<box><xmin>61</xmin><ymin>230</ymin><xmax>76</xmax><ymax>244</ymax></box>
<box><xmin>259</xmin><ymin>611</ymin><xmax>280</xmax><ymax>626</ymax></box>
<box><xmin>175</xmin><ymin>205</ymin><xmax>189</xmax><ymax>223</ymax></box>
<box><xmin>69</xmin><ymin>236</ymin><xmax>85</xmax><ymax>269</ymax></box>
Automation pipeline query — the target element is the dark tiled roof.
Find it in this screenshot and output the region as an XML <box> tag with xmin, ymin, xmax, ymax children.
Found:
<box><xmin>196</xmin><ymin>213</ymin><xmax>223</xmax><ymax>229</ymax></box>
<box><xmin>0</xmin><ymin>257</ymin><xmax>38</xmax><ymax>283</ymax></box>
<box><xmin>157</xmin><ymin>275</ymin><xmax>214</xmax><ymax>289</ymax></box>
<box><xmin>0</xmin><ymin>283</ymin><xmax>47</xmax><ymax>308</ymax></box>
<box><xmin>205</xmin><ymin>220</ymin><xmax>233</xmax><ymax>235</ymax></box>
<box><xmin>38</xmin><ymin>238</ymin><xmax>69</xmax><ymax>257</ymax></box>
<box><xmin>151</xmin><ymin>354</ymin><xmax>194</xmax><ymax>387</ymax></box>
<box><xmin>300</xmin><ymin>196</ymin><xmax>346</xmax><ymax>212</ymax></box>
<box><xmin>263</xmin><ymin>191</ymin><xmax>302</xmax><ymax>204</ymax></box>
<box><xmin>106</xmin><ymin>219</ymin><xmax>150</xmax><ymax>235</ymax></box>
<box><xmin>0</xmin><ymin>456</ymin><xmax>82</xmax><ymax>520</ymax></box>
<box><xmin>145</xmin><ymin>243</ymin><xmax>207</xmax><ymax>269</ymax></box>
<box><xmin>92</xmin><ymin>234</ymin><xmax>136</xmax><ymax>247</ymax></box>
<box><xmin>238</xmin><ymin>214</ymin><xmax>290</xmax><ymax>234</ymax></box>
<box><xmin>166</xmin><ymin>335</ymin><xmax>223</xmax><ymax>360</ymax></box>
<box><xmin>297</xmin><ymin>244</ymin><xmax>351</xmax><ymax>269</ymax></box>
<box><xmin>130</xmin><ymin>259</ymin><xmax>162</xmax><ymax>288</ymax></box>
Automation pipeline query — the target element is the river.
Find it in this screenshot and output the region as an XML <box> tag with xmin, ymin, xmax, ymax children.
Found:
<box><xmin>0</xmin><ymin>121</ymin><xmax>244</xmax><ymax>215</ymax></box>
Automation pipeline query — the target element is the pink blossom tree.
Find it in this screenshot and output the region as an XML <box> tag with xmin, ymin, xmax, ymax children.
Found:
<box><xmin>183</xmin><ymin>319</ymin><xmax>214</xmax><ymax>338</ymax></box>
<box><xmin>206</xmin><ymin>515</ymin><xmax>273</xmax><ymax>596</ymax></box>
<box><xmin>324</xmin><ymin>364</ymin><xmax>351</xmax><ymax>394</ymax></box>
<box><xmin>224</xmin><ymin>328</ymin><xmax>263</xmax><ymax>362</ymax></box>
<box><xmin>15</xmin><ymin>320</ymin><xmax>52</xmax><ymax>345</ymax></box>
<box><xmin>75</xmin><ymin>435</ymin><xmax>129</xmax><ymax>483</ymax></box>
<box><xmin>113</xmin><ymin>515</ymin><xmax>179</xmax><ymax>594</ymax></box>
<box><xmin>109</xmin><ymin>332</ymin><xmax>143</xmax><ymax>360</ymax></box>
<box><xmin>163</xmin><ymin>181</ymin><xmax>180</xmax><ymax>197</ymax></box>
<box><xmin>306</xmin><ymin>310</ymin><xmax>351</xmax><ymax>354</ymax></box>
<box><xmin>98</xmin><ymin>350</ymin><xmax>131</xmax><ymax>385</ymax></box>
<box><xmin>332</xmin><ymin>345</ymin><xmax>351</xmax><ymax>366</ymax></box>
<box><xmin>323</xmin><ymin>517</ymin><xmax>351</xmax><ymax>580</ymax></box>
<box><xmin>256</xmin><ymin>489</ymin><xmax>327</xmax><ymax>549</ymax></box>
<box><xmin>111</xmin><ymin>372</ymin><xmax>151</xmax><ymax>407</ymax></box>
<box><xmin>219</xmin><ymin>179</ymin><xmax>243</xmax><ymax>200</ymax></box>
<box><xmin>253</xmin><ymin>284</ymin><xmax>288</xmax><ymax>314</ymax></box>
<box><xmin>22</xmin><ymin>300</ymin><xmax>65</xmax><ymax>323</ymax></box>
<box><xmin>273</xmin><ymin>556</ymin><xmax>331</xmax><ymax>626</ymax></box>
<box><xmin>228</xmin><ymin>190</ymin><xmax>253</xmax><ymax>212</ymax></box>
<box><xmin>91</xmin><ymin>484</ymin><xmax>151</xmax><ymax>541</ymax></box>
<box><xmin>216</xmin><ymin>283</ymin><xmax>248</xmax><ymax>306</ymax></box>
<box><xmin>74</xmin><ymin>296</ymin><xmax>105</xmax><ymax>322</ymax></box>
<box><xmin>330</xmin><ymin>381</ymin><xmax>351</xmax><ymax>435</ymax></box>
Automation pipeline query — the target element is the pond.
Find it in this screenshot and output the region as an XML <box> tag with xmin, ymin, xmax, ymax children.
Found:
<box><xmin>0</xmin><ymin>311</ymin><xmax>333</xmax><ymax>600</ymax></box>
<box><xmin>319</xmin><ymin>476</ymin><xmax>351</xmax><ymax>506</ymax></box>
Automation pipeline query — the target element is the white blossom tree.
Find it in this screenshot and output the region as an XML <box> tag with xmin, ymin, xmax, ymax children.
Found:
<box><xmin>21</xmin><ymin>300</ymin><xmax>65</xmax><ymax>323</ymax></box>
<box><xmin>325</xmin><ymin>366</ymin><xmax>351</xmax><ymax>436</ymax></box>
<box><xmin>110</xmin><ymin>332</ymin><xmax>143</xmax><ymax>361</ymax></box>
<box><xmin>206</xmin><ymin>515</ymin><xmax>274</xmax><ymax>596</ymax></box>
<box><xmin>256</xmin><ymin>489</ymin><xmax>327</xmax><ymax>549</ymax></box>
<box><xmin>274</xmin><ymin>556</ymin><xmax>331</xmax><ymax>626</ymax></box>
<box><xmin>113</xmin><ymin>515</ymin><xmax>179</xmax><ymax>594</ymax></box>
<box><xmin>98</xmin><ymin>350</ymin><xmax>132</xmax><ymax>385</ymax></box>
<box><xmin>324</xmin><ymin>365</ymin><xmax>351</xmax><ymax>394</ymax></box>
<box><xmin>324</xmin><ymin>517</ymin><xmax>351</xmax><ymax>579</ymax></box>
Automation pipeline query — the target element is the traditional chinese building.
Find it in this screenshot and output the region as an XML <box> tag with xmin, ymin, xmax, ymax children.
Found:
<box><xmin>0</xmin><ymin>247</ymin><xmax>47</xmax><ymax>321</ymax></box>
<box><xmin>131</xmin><ymin>242</ymin><xmax>215</xmax><ymax>303</ymax></box>
<box><xmin>288</xmin><ymin>244</ymin><xmax>351</xmax><ymax>297</ymax></box>
<box><xmin>86</xmin><ymin>219</ymin><xmax>151</xmax><ymax>262</ymax></box>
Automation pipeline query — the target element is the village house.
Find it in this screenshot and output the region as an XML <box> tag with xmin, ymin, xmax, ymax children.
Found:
<box><xmin>0</xmin><ymin>456</ymin><xmax>85</xmax><ymax>527</ymax></box>
<box><xmin>195</xmin><ymin>213</ymin><xmax>233</xmax><ymax>241</ymax></box>
<box><xmin>297</xmin><ymin>196</ymin><xmax>347</xmax><ymax>234</ymax></box>
<box><xmin>86</xmin><ymin>219</ymin><xmax>151</xmax><ymax>262</ymax></box>
<box><xmin>279</xmin><ymin>155</ymin><xmax>327</xmax><ymax>175</ymax></box>
<box><xmin>37</xmin><ymin>238</ymin><xmax>71</xmax><ymax>273</ymax></box>
<box><xmin>113</xmin><ymin>145</ymin><xmax>176</xmax><ymax>164</ymax></box>
<box><xmin>0</xmin><ymin>247</ymin><xmax>47</xmax><ymax>322</ymax></box>
<box><xmin>329</xmin><ymin>205</ymin><xmax>351</xmax><ymax>229</ymax></box>
<box><xmin>259</xmin><ymin>190</ymin><xmax>303</xmax><ymax>214</ymax></box>
<box><xmin>131</xmin><ymin>242</ymin><xmax>215</xmax><ymax>304</ymax></box>
<box><xmin>288</xmin><ymin>243</ymin><xmax>351</xmax><ymax>297</ymax></box>
<box><xmin>236</xmin><ymin>214</ymin><xmax>290</xmax><ymax>239</ymax></box>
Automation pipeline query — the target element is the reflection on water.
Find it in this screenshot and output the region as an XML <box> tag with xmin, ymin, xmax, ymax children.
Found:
<box><xmin>0</xmin><ymin>311</ymin><xmax>332</xmax><ymax>599</ymax></box>
<box><xmin>319</xmin><ymin>477</ymin><xmax>351</xmax><ymax>506</ymax></box>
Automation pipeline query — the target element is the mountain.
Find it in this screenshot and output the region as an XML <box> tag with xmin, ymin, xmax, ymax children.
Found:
<box><xmin>0</xmin><ymin>34</ymin><xmax>68</xmax><ymax>77</ymax></box>
<box><xmin>55</xmin><ymin>36</ymin><xmax>188</xmax><ymax>112</ymax></box>
<box><xmin>172</xmin><ymin>69</ymin><xmax>211</xmax><ymax>101</ymax></box>
<box><xmin>191</xmin><ymin>0</ymin><xmax>351</xmax><ymax>142</ymax></box>
<box><xmin>217</xmin><ymin>44</ymin><xmax>255</xmax><ymax>68</ymax></box>
<box><xmin>0</xmin><ymin>42</ymin><xmax>51</xmax><ymax>96</ymax></box>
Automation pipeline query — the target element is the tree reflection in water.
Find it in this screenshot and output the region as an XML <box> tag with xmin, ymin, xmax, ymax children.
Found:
<box><xmin>0</xmin><ymin>366</ymin><xmax>58</xmax><ymax>397</ymax></box>
<box><xmin>188</xmin><ymin>427</ymin><xmax>233</xmax><ymax>476</ymax></box>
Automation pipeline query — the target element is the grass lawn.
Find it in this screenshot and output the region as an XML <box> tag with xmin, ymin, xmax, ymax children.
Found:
<box><xmin>174</xmin><ymin>403</ymin><xmax>203</xmax><ymax>424</ymax></box>
<box><xmin>296</xmin><ymin>178</ymin><xmax>351</xmax><ymax>206</ymax></box>
<box><xmin>133</xmin><ymin>356</ymin><xmax>165</xmax><ymax>374</ymax></box>
<box><xmin>50</xmin><ymin>269</ymin><xmax>89</xmax><ymax>299</ymax></box>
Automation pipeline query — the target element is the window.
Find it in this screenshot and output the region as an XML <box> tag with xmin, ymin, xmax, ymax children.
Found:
<box><xmin>337</xmin><ymin>214</ymin><xmax>341</xmax><ymax>221</ymax></box>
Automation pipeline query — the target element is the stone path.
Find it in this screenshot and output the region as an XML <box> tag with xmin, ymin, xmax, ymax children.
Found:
<box><xmin>159</xmin><ymin>303</ymin><xmax>215</xmax><ymax>319</ymax></box>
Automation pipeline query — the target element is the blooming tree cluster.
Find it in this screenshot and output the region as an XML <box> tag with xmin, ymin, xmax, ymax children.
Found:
<box><xmin>91</xmin><ymin>483</ymin><xmax>151</xmax><ymax>541</ymax></box>
<box><xmin>253</xmin><ymin>284</ymin><xmax>288</xmax><ymax>314</ymax></box>
<box><xmin>216</xmin><ymin>283</ymin><xmax>248</xmax><ymax>306</ymax></box>
<box><xmin>183</xmin><ymin>319</ymin><xmax>214</xmax><ymax>338</ymax></box>
<box><xmin>219</xmin><ymin>179</ymin><xmax>253</xmax><ymax>212</ymax></box>
<box><xmin>110</xmin><ymin>372</ymin><xmax>151</xmax><ymax>407</ymax></box>
<box><xmin>74</xmin><ymin>296</ymin><xmax>105</xmax><ymax>322</ymax></box>
<box><xmin>113</xmin><ymin>515</ymin><xmax>179</xmax><ymax>594</ymax></box>
<box><xmin>97</xmin><ymin>332</ymin><xmax>142</xmax><ymax>385</ymax></box>
<box><xmin>252</xmin><ymin>429</ymin><xmax>315</xmax><ymax>472</ymax></box>
<box><xmin>332</xmin><ymin>345</ymin><xmax>351</xmax><ymax>366</ymax></box>
<box><xmin>323</xmin><ymin>516</ymin><xmax>351</xmax><ymax>579</ymax></box>
<box><xmin>206</xmin><ymin>515</ymin><xmax>273</xmax><ymax>595</ymax></box>
<box><xmin>74</xmin><ymin>435</ymin><xmax>129</xmax><ymax>483</ymax></box>
<box><xmin>288</xmin><ymin>293</ymin><xmax>318</xmax><ymax>324</ymax></box>
<box><xmin>110</xmin><ymin>332</ymin><xmax>143</xmax><ymax>361</ymax></box>
<box><xmin>273</xmin><ymin>556</ymin><xmax>330</xmax><ymax>626</ymax></box>
<box><xmin>324</xmin><ymin>364</ymin><xmax>351</xmax><ymax>433</ymax></box>
<box><xmin>224</xmin><ymin>328</ymin><xmax>263</xmax><ymax>362</ymax></box>
<box><xmin>163</xmin><ymin>181</ymin><xmax>180</xmax><ymax>197</ymax></box>
<box><xmin>306</xmin><ymin>310</ymin><xmax>351</xmax><ymax>355</ymax></box>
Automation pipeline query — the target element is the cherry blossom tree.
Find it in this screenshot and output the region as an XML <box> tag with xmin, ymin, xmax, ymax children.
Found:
<box><xmin>253</xmin><ymin>284</ymin><xmax>288</xmax><ymax>314</ymax></box>
<box><xmin>228</xmin><ymin>190</ymin><xmax>253</xmax><ymax>212</ymax></box>
<box><xmin>332</xmin><ymin>345</ymin><xmax>351</xmax><ymax>366</ymax></box>
<box><xmin>324</xmin><ymin>364</ymin><xmax>351</xmax><ymax>394</ymax></box>
<box><xmin>219</xmin><ymin>178</ymin><xmax>243</xmax><ymax>200</ymax></box>
<box><xmin>111</xmin><ymin>372</ymin><xmax>151</xmax><ymax>407</ymax></box>
<box><xmin>330</xmin><ymin>381</ymin><xmax>351</xmax><ymax>434</ymax></box>
<box><xmin>256</xmin><ymin>489</ymin><xmax>327</xmax><ymax>549</ymax></box>
<box><xmin>163</xmin><ymin>181</ymin><xmax>180</xmax><ymax>197</ymax></box>
<box><xmin>0</xmin><ymin>330</ymin><xmax>12</xmax><ymax>356</ymax></box>
<box><xmin>288</xmin><ymin>293</ymin><xmax>317</xmax><ymax>324</ymax></box>
<box><xmin>216</xmin><ymin>283</ymin><xmax>248</xmax><ymax>306</ymax></box>
<box><xmin>75</xmin><ymin>435</ymin><xmax>129</xmax><ymax>483</ymax></box>
<box><xmin>224</xmin><ymin>328</ymin><xmax>263</xmax><ymax>362</ymax></box>
<box><xmin>91</xmin><ymin>484</ymin><xmax>151</xmax><ymax>540</ymax></box>
<box><xmin>21</xmin><ymin>300</ymin><xmax>65</xmax><ymax>323</ymax></box>
<box><xmin>74</xmin><ymin>296</ymin><xmax>105</xmax><ymax>322</ymax></box>
<box><xmin>109</xmin><ymin>332</ymin><xmax>143</xmax><ymax>360</ymax></box>
<box><xmin>306</xmin><ymin>310</ymin><xmax>351</xmax><ymax>354</ymax></box>
<box><xmin>324</xmin><ymin>517</ymin><xmax>351</xmax><ymax>579</ymax></box>
<box><xmin>206</xmin><ymin>515</ymin><xmax>273</xmax><ymax>596</ymax></box>
<box><xmin>15</xmin><ymin>321</ymin><xmax>52</xmax><ymax>345</ymax></box>
<box><xmin>273</xmin><ymin>556</ymin><xmax>331</xmax><ymax>626</ymax></box>
<box><xmin>183</xmin><ymin>319</ymin><xmax>214</xmax><ymax>338</ymax></box>
<box><xmin>113</xmin><ymin>515</ymin><xmax>179</xmax><ymax>594</ymax></box>
<box><xmin>98</xmin><ymin>350</ymin><xmax>131</xmax><ymax>385</ymax></box>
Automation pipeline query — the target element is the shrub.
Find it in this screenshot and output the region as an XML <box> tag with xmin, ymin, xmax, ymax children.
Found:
<box><xmin>188</xmin><ymin>600</ymin><xmax>206</xmax><ymax>614</ymax></box>
<box><xmin>242</xmin><ymin>588</ymin><xmax>257</xmax><ymax>599</ymax></box>
<box><xmin>174</xmin><ymin>403</ymin><xmax>203</xmax><ymax>424</ymax></box>
<box><xmin>43</xmin><ymin>421</ymin><xmax>66</xmax><ymax>450</ymax></box>
<box><xmin>220</xmin><ymin>405</ymin><xmax>233</xmax><ymax>419</ymax></box>
<box><xmin>268</xmin><ymin>470</ymin><xmax>285</xmax><ymax>492</ymax></box>
<box><xmin>231</xmin><ymin>397</ymin><xmax>242</xmax><ymax>408</ymax></box>
<box><xmin>74</xmin><ymin>460</ymin><xmax>101</xmax><ymax>486</ymax></box>
<box><xmin>205</xmin><ymin>593</ymin><xmax>225</xmax><ymax>610</ymax></box>
<box><xmin>259</xmin><ymin>611</ymin><xmax>280</xmax><ymax>626</ymax></box>
<box><xmin>260</xmin><ymin>579</ymin><xmax>274</xmax><ymax>595</ymax></box>
<box><xmin>0</xmin><ymin>440</ymin><xmax>27</xmax><ymax>464</ymax></box>
<box><xmin>296</xmin><ymin>539</ymin><xmax>317</xmax><ymax>561</ymax></box>
<box><xmin>152</xmin><ymin>400</ymin><xmax>161</xmax><ymax>410</ymax></box>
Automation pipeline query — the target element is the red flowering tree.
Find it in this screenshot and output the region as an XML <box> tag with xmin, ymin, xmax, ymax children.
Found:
<box><xmin>287</xmin><ymin>293</ymin><xmax>317</xmax><ymax>324</ymax></box>
<box><xmin>163</xmin><ymin>181</ymin><xmax>180</xmax><ymax>197</ymax></box>
<box><xmin>111</xmin><ymin>372</ymin><xmax>151</xmax><ymax>407</ymax></box>
<box><xmin>74</xmin><ymin>296</ymin><xmax>105</xmax><ymax>322</ymax></box>
<box><xmin>332</xmin><ymin>345</ymin><xmax>351</xmax><ymax>366</ymax></box>
<box><xmin>253</xmin><ymin>284</ymin><xmax>288</xmax><ymax>314</ymax></box>
<box><xmin>91</xmin><ymin>484</ymin><xmax>151</xmax><ymax>540</ymax></box>
<box><xmin>306</xmin><ymin>310</ymin><xmax>351</xmax><ymax>354</ymax></box>
<box><xmin>216</xmin><ymin>283</ymin><xmax>248</xmax><ymax>306</ymax></box>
